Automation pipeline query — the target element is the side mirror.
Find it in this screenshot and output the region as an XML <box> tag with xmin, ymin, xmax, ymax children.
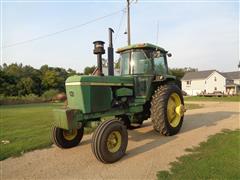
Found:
<box><xmin>167</xmin><ymin>53</ymin><xmax>172</xmax><ymax>57</ymax></box>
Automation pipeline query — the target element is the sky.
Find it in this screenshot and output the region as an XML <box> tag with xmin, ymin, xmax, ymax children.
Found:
<box><xmin>1</xmin><ymin>0</ymin><xmax>239</xmax><ymax>73</ymax></box>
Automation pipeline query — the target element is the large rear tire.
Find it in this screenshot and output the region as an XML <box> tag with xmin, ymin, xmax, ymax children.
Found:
<box><xmin>91</xmin><ymin>119</ymin><xmax>128</xmax><ymax>163</ymax></box>
<box><xmin>150</xmin><ymin>84</ymin><xmax>184</xmax><ymax>136</ymax></box>
<box><xmin>52</xmin><ymin>126</ymin><xmax>84</xmax><ymax>148</ymax></box>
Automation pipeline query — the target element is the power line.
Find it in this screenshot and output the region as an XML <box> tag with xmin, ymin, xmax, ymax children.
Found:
<box><xmin>114</xmin><ymin>9</ymin><xmax>126</xmax><ymax>43</ymax></box>
<box><xmin>2</xmin><ymin>8</ymin><xmax>125</xmax><ymax>49</ymax></box>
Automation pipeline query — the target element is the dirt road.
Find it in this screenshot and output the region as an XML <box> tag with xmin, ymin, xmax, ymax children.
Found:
<box><xmin>2</xmin><ymin>102</ymin><xmax>239</xmax><ymax>180</ymax></box>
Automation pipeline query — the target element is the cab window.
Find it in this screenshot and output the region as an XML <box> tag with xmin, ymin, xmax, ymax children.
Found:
<box><xmin>120</xmin><ymin>50</ymin><xmax>153</xmax><ymax>75</ymax></box>
<box><xmin>154</xmin><ymin>54</ymin><xmax>167</xmax><ymax>75</ymax></box>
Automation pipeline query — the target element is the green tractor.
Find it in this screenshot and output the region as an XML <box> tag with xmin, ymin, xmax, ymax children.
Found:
<box><xmin>52</xmin><ymin>30</ymin><xmax>185</xmax><ymax>163</ymax></box>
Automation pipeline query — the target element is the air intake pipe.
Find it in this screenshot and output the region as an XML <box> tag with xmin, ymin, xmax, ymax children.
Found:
<box><xmin>108</xmin><ymin>28</ymin><xmax>114</xmax><ymax>76</ymax></box>
<box><xmin>93</xmin><ymin>41</ymin><xmax>105</xmax><ymax>76</ymax></box>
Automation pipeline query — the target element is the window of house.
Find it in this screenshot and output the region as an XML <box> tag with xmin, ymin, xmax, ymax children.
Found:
<box><xmin>187</xmin><ymin>80</ymin><xmax>191</xmax><ymax>85</ymax></box>
<box><xmin>214</xmin><ymin>77</ymin><xmax>217</xmax><ymax>81</ymax></box>
<box><xmin>214</xmin><ymin>87</ymin><xmax>217</xmax><ymax>90</ymax></box>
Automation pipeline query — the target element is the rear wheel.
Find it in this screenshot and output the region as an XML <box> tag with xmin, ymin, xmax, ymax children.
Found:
<box><xmin>91</xmin><ymin>119</ymin><xmax>128</xmax><ymax>163</ymax></box>
<box><xmin>151</xmin><ymin>84</ymin><xmax>185</xmax><ymax>136</ymax></box>
<box><xmin>52</xmin><ymin>126</ymin><xmax>84</xmax><ymax>148</ymax></box>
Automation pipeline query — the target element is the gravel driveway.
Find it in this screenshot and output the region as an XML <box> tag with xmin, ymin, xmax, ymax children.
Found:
<box><xmin>2</xmin><ymin>101</ymin><xmax>239</xmax><ymax>180</ymax></box>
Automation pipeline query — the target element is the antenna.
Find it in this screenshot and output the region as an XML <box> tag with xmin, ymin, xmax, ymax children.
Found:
<box><xmin>156</xmin><ymin>20</ymin><xmax>159</xmax><ymax>45</ymax></box>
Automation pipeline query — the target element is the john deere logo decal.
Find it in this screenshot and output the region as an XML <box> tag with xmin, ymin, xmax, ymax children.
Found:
<box><xmin>69</xmin><ymin>91</ymin><xmax>74</xmax><ymax>97</ymax></box>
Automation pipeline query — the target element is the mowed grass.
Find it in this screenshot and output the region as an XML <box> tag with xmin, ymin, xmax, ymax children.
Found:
<box><xmin>157</xmin><ymin>130</ymin><xmax>240</xmax><ymax>180</ymax></box>
<box><xmin>0</xmin><ymin>103</ymin><xmax>63</xmax><ymax>160</ymax></box>
<box><xmin>184</xmin><ymin>95</ymin><xmax>240</xmax><ymax>102</ymax></box>
<box><xmin>185</xmin><ymin>103</ymin><xmax>203</xmax><ymax>110</ymax></box>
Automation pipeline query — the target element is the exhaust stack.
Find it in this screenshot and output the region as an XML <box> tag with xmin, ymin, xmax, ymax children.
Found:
<box><xmin>108</xmin><ymin>28</ymin><xmax>114</xmax><ymax>76</ymax></box>
<box><xmin>93</xmin><ymin>41</ymin><xmax>105</xmax><ymax>76</ymax></box>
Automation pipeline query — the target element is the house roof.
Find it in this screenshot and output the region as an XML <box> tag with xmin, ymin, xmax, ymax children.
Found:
<box><xmin>221</xmin><ymin>71</ymin><xmax>240</xmax><ymax>80</ymax></box>
<box><xmin>182</xmin><ymin>70</ymin><xmax>240</xmax><ymax>81</ymax></box>
<box><xmin>181</xmin><ymin>70</ymin><xmax>217</xmax><ymax>80</ymax></box>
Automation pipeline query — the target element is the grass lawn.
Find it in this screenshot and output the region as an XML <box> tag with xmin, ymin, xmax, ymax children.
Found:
<box><xmin>157</xmin><ymin>129</ymin><xmax>240</xmax><ymax>179</ymax></box>
<box><xmin>0</xmin><ymin>103</ymin><xmax>64</xmax><ymax>160</ymax></box>
<box><xmin>184</xmin><ymin>95</ymin><xmax>240</xmax><ymax>102</ymax></box>
<box><xmin>185</xmin><ymin>103</ymin><xmax>203</xmax><ymax>110</ymax></box>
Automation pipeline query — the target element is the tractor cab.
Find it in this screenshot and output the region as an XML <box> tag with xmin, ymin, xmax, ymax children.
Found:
<box><xmin>117</xmin><ymin>43</ymin><xmax>169</xmax><ymax>76</ymax></box>
<box><xmin>116</xmin><ymin>43</ymin><xmax>171</xmax><ymax>99</ymax></box>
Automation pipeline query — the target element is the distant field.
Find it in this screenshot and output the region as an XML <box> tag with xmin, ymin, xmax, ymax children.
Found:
<box><xmin>157</xmin><ymin>130</ymin><xmax>240</xmax><ymax>179</ymax></box>
<box><xmin>184</xmin><ymin>95</ymin><xmax>240</xmax><ymax>102</ymax></box>
<box><xmin>0</xmin><ymin>102</ymin><xmax>201</xmax><ymax>160</ymax></box>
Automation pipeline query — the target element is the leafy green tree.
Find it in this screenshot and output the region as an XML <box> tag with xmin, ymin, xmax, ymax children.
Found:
<box><xmin>169</xmin><ymin>67</ymin><xmax>198</xmax><ymax>79</ymax></box>
<box><xmin>1</xmin><ymin>63</ymin><xmax>79</xmax><ymax>97</ymax></box>
<box><xmin>115</xmin><ymin>60</ymin><xmax>120</xmax><ymax>69</ymax></box>
<box><xmin>41</xmin><ymin>70</ymin><xmax>59</xmax><ymax>90</ymax></box>
<box><xmin>67</xmin><ymin>68</ymin><xmax>78</xmax><ymax>77</ymax></box>
<box><xmin>16</xmin><ymin>77</ymin><xmax>34</xmax><ymax>96</ymax></box>
<box><xmin>84</xmin><ymin>66</ymin><xmax>96</xmax><ymax>75</ymax></box>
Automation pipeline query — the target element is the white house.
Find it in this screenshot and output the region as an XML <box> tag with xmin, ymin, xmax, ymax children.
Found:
<box><xmin>182</xmin><ymin>70</ymin><xmax>226</xmax><ymax>96</ymax></box>
<box><xmin>222</xmin><ymin>71</ymin><xmax>240</xmax><ymax>95</ymax></box>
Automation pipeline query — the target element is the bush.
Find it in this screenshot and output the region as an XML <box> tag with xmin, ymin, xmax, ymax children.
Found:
<box><xmin>41</xmin><ymin>89</ymin><xmax>59</xmax><ymax>101</ymax></box>
<box><xmin>0</xmin><ymin>89</ymin><xmax>66</xmax><ymax>105</ymax></box>
<box><xmin>0</xmin><ymin>94</ymin><xmax>45</xmax><ymax>105</ymax></box>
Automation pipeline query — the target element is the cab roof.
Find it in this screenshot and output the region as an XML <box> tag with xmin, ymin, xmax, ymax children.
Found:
<box><xmin>116</xmin><ymin>43</ymin><xmax>167</xmax><ymax>53</ymax></box>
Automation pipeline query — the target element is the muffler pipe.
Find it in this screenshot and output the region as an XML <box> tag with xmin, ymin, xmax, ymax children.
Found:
<box><xmin>108</xmin><ymin>28</ymin><xmax>114</xmax><ymax>76</ymax></box>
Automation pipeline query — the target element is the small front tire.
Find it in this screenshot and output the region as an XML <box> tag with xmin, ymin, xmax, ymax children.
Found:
<box><xmin>52</xmin><ymin>126</ymin><xmax>84</xmax><ymax>148</ymax></box>
<box><xmin>92</xmin><ymin>119</ymin><xmax>128</xmax><ymax>163</ymax></box>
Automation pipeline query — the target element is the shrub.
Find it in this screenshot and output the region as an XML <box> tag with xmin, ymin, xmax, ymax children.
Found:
<box><xmin>41</xmin><ymin>89</ymin><xmax>59</xmax><ymax>101</ymax></box>
<box><xmin>0</xmin><ymin>94</ymin><xmax>45</xmax><ymax>105</ymax></box>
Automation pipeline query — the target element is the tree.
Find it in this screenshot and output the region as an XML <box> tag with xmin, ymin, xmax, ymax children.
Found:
<box><xmin>42</xmin><ymin>70</ymin><xmax>59</xmax><ymax>90</ymax></box>
<box><xmin>84</xmin><ymin>66</ymin><xmax>96</xmax><ymax>75</ymax></box>
<box><xmin>1</xmin><ymin>63</ymin><xmax>79</xmax><ymax>97</ymax></box>
<box><xmin>16</xmin><ymin>77</ymin><xmax>34</xmax><ymax>96</ymax></box>
<box><xmin>67</xmin><ymin>68</ymin><xmax>77</xmax><ymax>77</ymax></box>
<box><xmin>169</xmin><ymin>67</ymin><xmax>198</xmax><ymax>79</ymax></box>
<box><xmin>115</xmin><ymin>60</ymin><xmax>120</xmax><ymax>69</ymax></box>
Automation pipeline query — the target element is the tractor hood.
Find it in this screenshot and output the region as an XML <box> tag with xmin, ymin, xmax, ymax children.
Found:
<box><xmin>65</xmin><ymin>75</ymin><xmax>134</xmax><ymax>114</ymax></box>
<box><xmin>65</xmin><ymin>75</ymin><xmax>133</xmax><ymax>87</ymax></box>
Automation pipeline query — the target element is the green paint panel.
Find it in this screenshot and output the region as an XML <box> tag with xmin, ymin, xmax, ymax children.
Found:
<box><xmin>129</xmin><ymin>103</ymin><xmax>143</xmax><ymax>113</ymax></box>
<box><xmin>66</xmin><ymin>85</ymin><xmax>91</xmax><ymax>113</ymax></box>
<box><xmin>66</xmin><ymin>75</ymin><xmax>134</xmax><ymax>85</ymax></box>
<box><xmin>116</xmin><ymin>87</ymin><xmax>133</xmax><ymax>97</ymax></box>
<box><xmin>53</xmin><ymin>109</ymin><xmax>82</xmax><ymax>130</ymax></box>
<box><xmin>90</xmin><ymin>86</ymin><xmax>112</xmax><ymax>112</ymax></box>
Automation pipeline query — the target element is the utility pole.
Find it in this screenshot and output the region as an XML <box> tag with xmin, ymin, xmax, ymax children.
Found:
<box><xmin>127</xmin><ymin>0</ymin><xmax>131</xmax><ymax>45</ymax></box>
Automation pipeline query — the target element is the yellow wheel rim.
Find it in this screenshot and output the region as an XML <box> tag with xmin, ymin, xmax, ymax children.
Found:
<box><xmin>167</xmin><ymin>93</ymin><xmax>184</xmax><ymax>127</ymax></box>
<box><xmin>107</xmin><ymin>131</ymin><xmax>122</xmax><ymax>153</ymax></box>
<box><xmin>63</xmin><ymin>129</ymin><xmax>78</xmax><ymax>141</ymax></box>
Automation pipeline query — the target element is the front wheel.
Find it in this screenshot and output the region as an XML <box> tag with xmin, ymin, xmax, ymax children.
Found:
<box><xmin>52</xmin><ymin>126</ymin><xmax>84</xmax><ymax>148</ymax></box>
<box><xmin>91</xmin><ymin>119</ymin><xmax>128</xmax><ymax>163</ymax></box>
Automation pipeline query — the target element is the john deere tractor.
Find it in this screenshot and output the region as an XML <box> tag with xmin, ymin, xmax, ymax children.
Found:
<box><xmin>52</xmin><ymin>29</ymin><xmax>185</xmax><ymax>163</ymax></box>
